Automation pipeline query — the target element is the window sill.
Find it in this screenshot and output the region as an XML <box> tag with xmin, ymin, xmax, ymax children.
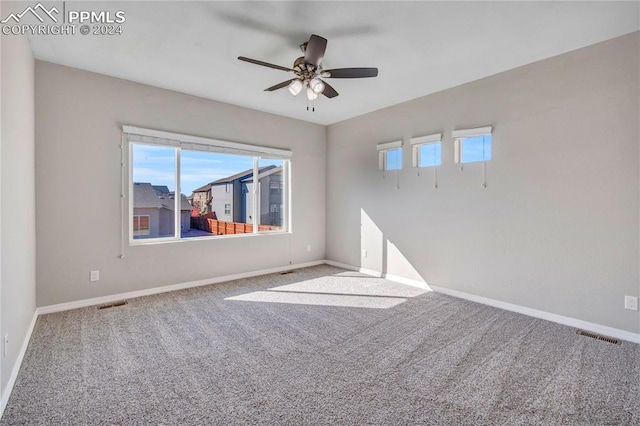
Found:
<box><xmin>129</xmin><ymin>230</ymin><xmax>291</xmax><ymax>246</ymax></box>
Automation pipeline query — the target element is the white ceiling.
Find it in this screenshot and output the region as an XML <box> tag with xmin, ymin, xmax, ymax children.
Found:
<box><xmin>28</xmin><ymin>1</ymin><xmax>639</xmax><ymax>125</ymax></box>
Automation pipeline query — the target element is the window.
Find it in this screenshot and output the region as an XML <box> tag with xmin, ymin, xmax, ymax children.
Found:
<box><xmin>258</xmin><ymin>158</ymin><xmax>285</xmax><ymax>230</ymax></box>
<box><xmin>269</xmin><ymin>204</ymin><xmax>283</xmax><ymax>226</ymax></box>
<box><xmin>453</xmin><ymin>126</ymin><xmax>492</xmax><ymax>164</ymax></box>
<box><xmin>410</xmin><ymin>133</ymin><xmax>442</xmax><ymax>168</ymax></box>
<box><xmin>133</xmin><ymin>215</ymin><xmax>150</xmax><ymax>236</ymax></box>
<box><xmin>125</xmin><ymin>126</ymin><xmax>291</xmax><ymax>243</ymax></box>
<box><xmin>270</xmin><ymin>181</ymin><xmax>282</xmax><ymax>196</ymax></box>
<box><xmin>377</xmin><ymin>140</ymin><xmax>403</xmax><ymax>171</ymax></box>
<box><xmin>131</xmin><ymin>146</ymin><xmax>176</xmax><ymax>240</ymax></box>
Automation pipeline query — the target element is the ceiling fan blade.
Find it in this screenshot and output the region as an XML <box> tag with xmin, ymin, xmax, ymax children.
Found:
<box><xmin>264</xmin><ymin>79</ymin><xmax>297</xmax><ymax>92</ymax></box>
<box><xmin>321</xmin><ymin>81</ymin><xmax>339</xmax><ymax>98</ymax></box>
<box><xmin>324</xmin><ymin>68</ymin><xmax>378</xmax><ymax>78</ymax></box>
<box><xmin>238</xmin><ymin>56</ymin><xmax>293</xmax><ymax>72</ymax></box>
<box><xmin>304</xmin><ymin>34</ymin><xmax>327</xmax><ymax>67</ymax></box>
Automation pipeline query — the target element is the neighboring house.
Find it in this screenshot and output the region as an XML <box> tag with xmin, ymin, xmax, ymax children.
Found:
<box><xmin>242</xmin><ymin>166</ymin><xmax>284</xmax><ymax>226</ymax></box>
<box><xmin>133</xmin><ymin>182</ymin><xmax>191</xmax><ymax>238</ymax></box>
<box><xmin>190</xmin><ymin>183</ymin><xmax>213</xmax><ymax>214</ymax></box>
<box><xmin>209</xmin><ymin>166</ymin><xmax>276</xmax><ymax>223</ymax></box>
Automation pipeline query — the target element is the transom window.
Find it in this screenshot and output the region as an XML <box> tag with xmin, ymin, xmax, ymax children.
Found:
<box><xmin>410</xmin><ymin>133</ymin><xmax>442</xmax><ymax>168</ymax></box>
<box><xmin>377</xmin><ymin>140</ymin><xmax>403</xmax><ymax>171</ymax></box>
<box><xmin>453</xmin><ymin>126</ymin><xmax>493</xmax><ymax>164</ymax></box>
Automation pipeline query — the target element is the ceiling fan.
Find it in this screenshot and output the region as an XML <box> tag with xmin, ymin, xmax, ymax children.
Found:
<box><xmin>238</xmin><ymin>34</ymin><xmax>378</xmax><ymax>109</ymax></box>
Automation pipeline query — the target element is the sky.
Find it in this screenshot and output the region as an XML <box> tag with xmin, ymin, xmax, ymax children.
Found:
<box><xmin>132</xmin><ymin>144</ymin><xmax>281</xmax><ymax>195</ymax></box>
<box><xmin>461</xmin><ymin>135</ymin><xmax>492</xmax><ymax>163</ymax></box>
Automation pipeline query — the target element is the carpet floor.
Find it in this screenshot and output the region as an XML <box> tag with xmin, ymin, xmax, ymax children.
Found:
<box><xmin>1</xmin><ymin>265</ymin><xmax>638</xmax><ymax>425</ymax></box>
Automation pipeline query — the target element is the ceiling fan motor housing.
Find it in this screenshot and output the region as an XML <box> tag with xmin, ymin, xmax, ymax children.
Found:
<box><xmin>293</xmin><ymin>57</ymin><xmax>318</xmax><ymax>86</ymax></box>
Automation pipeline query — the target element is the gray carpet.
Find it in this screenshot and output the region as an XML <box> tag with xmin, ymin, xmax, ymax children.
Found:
<box><xmin>2</xmin><ymin>265</ymin><xmax>638</xmax><ymax>425</ymax></box>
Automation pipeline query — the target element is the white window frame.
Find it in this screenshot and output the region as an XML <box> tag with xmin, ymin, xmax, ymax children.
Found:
<box><xmin>224</xmin><ymin>203</ymin><xmax>231</xmax><ymax>216</ymax></box>
<box><xmin>453</xmin><ymin>126</ymin><xmax>492</xmax><ymax>164</ymax></box>
<box><xmin>124</xmin><ymin>126</ymin><xmax>292</xmax><ymax>245</ymax></box>
<box><xmin>377</xmin><ymin>140</ymin><xmax>403</xmax><ymax>171</ymax></box>
<box><xmin>410</xmin><ymin>133</ymin><xmax>442</xmax><ymax>168</ymax></box>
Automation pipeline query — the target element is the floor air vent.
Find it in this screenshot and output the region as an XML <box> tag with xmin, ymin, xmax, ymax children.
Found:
<box><xmin>97</xmin><ymin>301</ymin><xmax>128</xmax><ymax>310</ymax></box>
<box><xmin>576</xmin><ymin>329</ymin><xmax>620</xmax><ymax>345</ymax></box>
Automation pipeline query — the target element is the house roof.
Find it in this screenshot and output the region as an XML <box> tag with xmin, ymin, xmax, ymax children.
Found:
<box><xmin>134</xmin><ymin>183</ymin><xmax>191</xmax><ymax>211</ymax></box>
<box><xmin>190</xmin><ymin>165</ymin><xmax>278</xmax><ymax>196</ymax></box>
<box><xmin>152</xmin><ymin>185</ymin><xmax>170</xmax><ymax>196</ymax></box>
<box><xmin>192</xmin><ymin>183</ymin><xmax>213</xmax><ymax>193</ymax></box>
<box><xmin>211</xmin><ymin>165</ymin><xmax>276</xmax><ymax>186</ymax></box>
<box><xmin>241</xmin><ymin>166</ymin><xmax>283</xmax><ymax>184</ymax></box>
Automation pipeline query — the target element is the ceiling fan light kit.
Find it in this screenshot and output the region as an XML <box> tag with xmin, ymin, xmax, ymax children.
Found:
<box><xmin>309</xmin><ymin>77</ymin><xmax>325</xmax><ymax>94</ymax></box>
<box><xmin>288</xmin><ymin>80</ymin><xmax>303</xmax><ymax>96</ymax></box>
<box><xmin>238</xmin><ymin>34</ymin><xmax>379</xmax><ymax>111</ymax></box>
<box><xmin>306</xmin><ymin>87</ymin><xmax>318</xmax><ymax>101</ymax></box>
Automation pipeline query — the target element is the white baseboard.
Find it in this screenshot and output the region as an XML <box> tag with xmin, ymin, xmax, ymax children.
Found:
<box><xmin>0</xmin><ymin>310</ymin><xmax>38</xmax><ymax>415</ymax></box>
<box><xmin>324</xmin><ymin>260</ymin><xmax>640</xmax><ymax>344</ymax></box>
<box><xmin>38</xmin><ymin>260</ymin><xmax>325</xmax><ymax>315</ymax></box>
<box><xmin>383</xmin><ymin>273</ymin><xmax>431</xmax><ymax>290</ymax></box>
<box><xmin>324</xmin><ymin>259</ymin><xmax>361</xmax><ymax>272</ymax></box>
<box><xmin>430</xmin><ymin>284</ymin><xmax>640</xmax><ymax>344</ymax></box>
<box><xmin>324</xmin><ymin>260</ymin><xmax>380</xmax><ymax>277</ymax></box>
<box><xmin>324</xmin><ymin>260</ymin><xmax>431</xmax><ymax>290</ymax></box>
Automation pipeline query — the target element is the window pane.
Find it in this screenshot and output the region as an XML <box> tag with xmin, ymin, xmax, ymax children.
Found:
<box><xmin>419</xmin><ymin>142</ymin><xmax>442</xmax><ymax>167</ymax></box>
<box><xmin>385</xmin><ymin>148</ymin><xmax>402</xmax><ymax>170</ymax></box>
<box><xmin>181</xmin><ymin>150</ymin><xmax>254</xmax><ymax>238</ymax></box>
<box><xmin>132</xmin><ymin>144</ymin><xmax>176</xmax><ymax>240</ymax></box>
<box><xmin>258</xmin><ymin>158</ymin><xmax>285</xmax><ymax>231</ymax></box>
<box><xmin>461</xmin><ymin>135</ymin><xmax>492</xmax><ymax>163</ymax></box>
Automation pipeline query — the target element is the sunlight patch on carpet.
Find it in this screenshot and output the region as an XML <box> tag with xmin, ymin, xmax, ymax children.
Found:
<box><xmin>225</xmin><ymin>290</ymin><xmax>408</xmax><ymax>309</ymax></box>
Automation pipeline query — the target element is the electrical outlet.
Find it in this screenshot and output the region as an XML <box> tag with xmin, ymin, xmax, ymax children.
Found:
<box><xmin>306</xmin><ymin>245</ymin><xmax>311</xmax><ymax>252</ymax></box>
<box><xmin>90</xmin><ymin>270</ymin><xmax>100</xmax><ymax>282</ymax></box>
<box><xmin>4</xmin><ymin>334</ymin><xmax>8</xmax><ymax>356</ymax></box>
<box><xmin>362</xmin><ymin>249</ymin><xmax>367</xmax><ymax>259</ymax></box>
<box><xmin>624</xmin><ymin>296</ymin><xmax>638</xmax><ymax>311</ymax></box>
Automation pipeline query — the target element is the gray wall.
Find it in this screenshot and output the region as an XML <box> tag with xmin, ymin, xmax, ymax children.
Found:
<box><xmin>35</xmin><ymin>61</ymin><xmax>326</xmax><ymax>306</ymax></box>
<box><xmin>211</xmin><ymin>185</ymin><xmax>233</xmax><ymax>223</ymax></box>
<box><xmin>326</xmin><ymin>33</ymin><xmax>640</xmax><ymax>333</ymax></box>
<box><xmin>0</xmin><ymin>0</ymin><xmax>37</xmax><ymax>392</ymax></box>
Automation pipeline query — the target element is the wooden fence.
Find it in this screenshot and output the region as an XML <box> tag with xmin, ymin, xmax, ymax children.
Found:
<box><xmin>191</xmin><ymin>217</ymin><xmax>281</xmax><ymax>235</ymax></box>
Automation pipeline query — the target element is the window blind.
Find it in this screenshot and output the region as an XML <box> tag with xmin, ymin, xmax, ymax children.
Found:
<box><xmin>451</xmin><ymin>126</ymin><xmax>492</xmax><ymax>139</ymax></box>
<box><xmin>123</xmin><ymin>125</ymin><xmax>292</xmax><ymax>159</ymax></box>
<box><xmin>409</xmin><ymin>133</ymin><xmax>442</xmax><ymax>145</ymax></box>
<box><xmin>376</xmin><ymin>140</ymin><xmax>402</xmax><ymax>151</ymax></box>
